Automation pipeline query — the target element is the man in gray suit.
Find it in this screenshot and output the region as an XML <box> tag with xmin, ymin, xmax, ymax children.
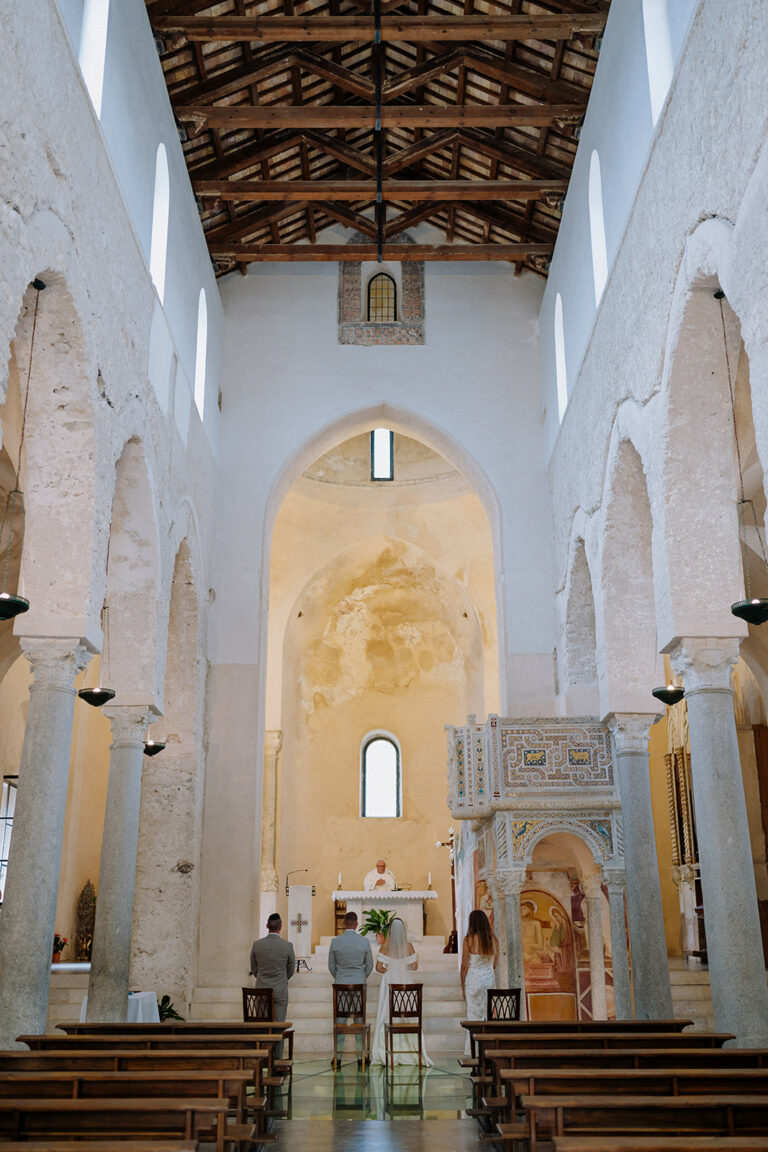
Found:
<box><xmin>328</xmin><ymin>911</ymin><xmax>373</xmax><ymax>1065</ymax></box>
<box><xmin>250</xmin><ymin>913</ymin><xmax>296</xmax><ymax>1025</ymax></box>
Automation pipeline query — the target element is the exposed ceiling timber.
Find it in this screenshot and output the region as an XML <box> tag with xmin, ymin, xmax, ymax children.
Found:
<box><xmin>150</xmin><ymin>0</ymin><xmax>609</xmax><ymax>272</ymax></box>
<box><xmin>153</xmin><ymin>13</ymin><xmax>606</xmax><ymax>42</ymax></box>
<box><xmin>193</xmin><ymin>177</ymin><xmax>568</xmax><ymax>201</ymax></box>
<box><xmin>208</xmin><ymin>242</ymin><xmax>555</xmax><ymax>261</ymax></box>
<box><xmin>178</xmin><ymin>102</ymin><xmax>585</xmax><ymax>130</ymax></box>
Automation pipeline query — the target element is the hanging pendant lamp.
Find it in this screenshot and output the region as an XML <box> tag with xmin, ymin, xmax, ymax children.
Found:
<box><xmin>715</xmin><ymin>290</ymin><xmax>768</xmax><ymax>624</ymax></box>
<box><xmin>0</xmin><ymin>279</ymin><xmax>45</xmax><ymax>621</ymax></box>
<box><xmin>143</xmin><ymin>739</ymin><xmax>166</xmax><ymax>757</ymax></box>
<box><xmin>78</xmin><ymin>602</ymin><xmax>116</xmax><ymax>708</ymax></box>
<box><xmin>651</xmin><ymin>683</ymin><xmax>685</xmax><ymax>706</ymax></box>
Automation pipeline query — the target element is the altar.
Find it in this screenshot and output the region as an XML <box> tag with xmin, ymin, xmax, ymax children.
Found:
<box><xmin>332</xmin><ymin>890</ymin><xmax>437</xmax><ymax>942</ymax></box>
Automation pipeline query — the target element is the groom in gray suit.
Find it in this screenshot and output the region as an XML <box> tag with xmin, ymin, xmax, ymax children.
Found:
<box><xmin>328</xmin><ymin>912</ymin><xmax>373</xmax><ymax>1065</ymax></box>
<box><xmin>250</xmin><ymin>913</ymin><xmax>295</xmax><ymax>1024</ymax></box>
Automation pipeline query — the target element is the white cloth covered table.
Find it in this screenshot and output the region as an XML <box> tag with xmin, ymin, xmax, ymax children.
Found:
<box><xmin>79</xmin><ymin>990</ymin><xmax>160</xmax><ymax>1023</ymax></box>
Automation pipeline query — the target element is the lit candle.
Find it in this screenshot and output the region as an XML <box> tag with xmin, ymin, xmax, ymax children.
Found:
<box><xmin>338</xmin><ymin>872</ymin><xmax>342</xmax><ymax>889</ymax></box>
<box><xmin>428</xmin><ymin>872</ymin><xmax>432</xmax><ymax>887</ymax></box>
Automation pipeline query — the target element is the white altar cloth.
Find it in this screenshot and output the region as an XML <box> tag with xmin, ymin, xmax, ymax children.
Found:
<box><xmin>79</xmin><ymin>990</ymin><xmax>160</xmax><ymax>1023</ymax></box>
<box><xmin>332</xmin><ymin>890</ymin><xmax>437</xmax><ymax>942</ymax></box>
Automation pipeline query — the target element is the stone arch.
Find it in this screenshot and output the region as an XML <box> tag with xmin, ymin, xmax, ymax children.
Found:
<box><xmin>562</xmin><ymin>534</ymin><xmax>599</xmax><ymax>713</ymax></box>
<box><xmin>104</xmin><ymin>438</ymin><xmax>162</xmax><ymax>706</ymax></box>
<box><xmin>597</xmin><ymin>429</ymin><xmax>662</xmax><ymax>714</ymax></box>
<box><xmin>7</xmin><ymin>273</ymin><xmax>103</xmax><ymax>648</ymax></box>
<box><xmin>131</xmin><ymin>535</ymin><xmax>205</xmax><ymax>1011</ymax></box>
<box><xmin>653</xmin><ymin>218</ymin><xmax>746</xmax><ymax>650</ymax></box>
<box><xmin>518</xmin><ymin>821</ymin><xmax>616</xmax><ymax>869</ymax></box>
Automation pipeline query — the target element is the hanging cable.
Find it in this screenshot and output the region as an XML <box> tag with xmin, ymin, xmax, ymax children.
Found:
<box><xmin>374</xmin><ymin>0</ymin><xmax>383</xmax><ymax>262</ymax></box>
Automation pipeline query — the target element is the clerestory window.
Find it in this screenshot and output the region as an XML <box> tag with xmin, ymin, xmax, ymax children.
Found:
<box><xmin>361</xmin><ymin>734</ymin><xmax>401</xmax><ymax>818</ymax></box>
<box><xmin>367</xmin><ymin>273</ymin><xmax>397</xmax><ymax>322</ymax></box>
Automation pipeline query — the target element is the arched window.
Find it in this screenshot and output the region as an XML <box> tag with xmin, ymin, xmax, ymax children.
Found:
<box><xmin>361</xmin><ymin>734</ymin><xmax>401</xmax><ymax>818</ymax></box>
<box><xmin>150</xmin><ymin>144</ymin><xmax>170</xmax><ymax>302</ymax></box>
<box><xmin>367</xmin><ymin>273</ymin><xmax>397</xmax><ymax>322</ymax></box>
<box><xmin>79</xmin><ymin>0</ymin><xmax>110</xmax><ymax>118</ymax></box>
<box><xmin>588</xmin><ymin>151</ymin><xmax>608</xmax><ymax>305</ymax></box>
<box><xmin>642</xmin><ymin>0</ymin><xmax>674</xmax><ymax>126</ymax></box>
<box><xmin>554</xmin><ymin>293</ymin><xmax>568</xmax><ymax>421</ymax></box>
<box><xmin>194</xmin><ymin>288</ymin><xmax>207</xmax><ymax>417</ymax></box>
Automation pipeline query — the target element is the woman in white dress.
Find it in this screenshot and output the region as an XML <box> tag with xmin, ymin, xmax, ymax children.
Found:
<box><xmin>460</xmin><ymin>909</ymin><xmax>499</xmax><ymax>1053</ymax></box>
<box><xmin>371</xmin><ymin>918</ymin><xmax>432</xmax><ymax>1066</ymax></box>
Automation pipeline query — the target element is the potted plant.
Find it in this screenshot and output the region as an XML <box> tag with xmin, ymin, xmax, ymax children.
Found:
<box><xmin>360</xmin><ymin>908</ymin><xmax>395</xmax><ymax>945</ymax></box>
<box><xmin>52</xmin><ymin>934</ymin><xmax>68</xmax><ymax>963</ymax></box>
<box><xmin>157</xmin><ymin>995</ymin><xmax>184</xmax><ymax>1022</ymax></box>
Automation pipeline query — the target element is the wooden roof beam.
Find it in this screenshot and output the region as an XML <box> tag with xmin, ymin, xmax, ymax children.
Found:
<box><xmin>208</xmin><ymin>242</ymin><xmax>555</xmax><ymax>262</ymax></box>
<box><xmin>178</xmin><ymin>103</ymin><xmax>585</xmax><ymax>131</ymax></box>
<box><xmin>152</xmin><ymin>13</ymin><xmax>607</xmax><ymax>44</ymax></box>
<box><xmin>193</xmin><ymin>177</ymin><xmax>568</xmax><ymax>202</ymax></box>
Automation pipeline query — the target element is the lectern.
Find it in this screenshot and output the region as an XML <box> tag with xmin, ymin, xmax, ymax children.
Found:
<box><xmin>287</xmin><ymin>883</ymin><xmax>314</xmax><ymax>970</ymax></box>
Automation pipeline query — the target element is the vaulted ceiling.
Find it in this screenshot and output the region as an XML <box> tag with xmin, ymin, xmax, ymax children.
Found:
<box><xmin>147</xmin><ymin>0</ymin><xmax>610</xmax><ymax>274</ymax></box>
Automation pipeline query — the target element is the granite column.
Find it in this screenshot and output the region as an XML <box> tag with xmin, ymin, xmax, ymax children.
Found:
<box><xmin>604</xmin><ymin>868</ymin><xmax>633</xmax><ymax>1019</ymax></box>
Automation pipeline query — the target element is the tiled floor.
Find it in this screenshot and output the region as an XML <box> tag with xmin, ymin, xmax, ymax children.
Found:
<box><xmin>269</xmin><ymin>1053</ymin><xmax>480</xmax><ymax>1148</ymax></box>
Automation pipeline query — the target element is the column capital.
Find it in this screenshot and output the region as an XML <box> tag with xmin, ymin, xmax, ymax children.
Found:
<box><xmin>495</xmin><ymin>867</ymin><xmax>528</xmax><ymax>896</ymax></box>
<box><xmin>264</xmin><ymin>730</ymin><xmax>283</xmax><ymax>757</ymax></box>
<box><xmin>602</xmin><ymin>867</ymin><xmax>626</xmax><ymax>892</ymax></box>
<box><xmin>261</xmin><ymin>868</ymin><xmax>278</xmax><ymax>894</ymax></box>
<box><xmin>103</xmin><ymin>705</ymin><xmax>153</xmax><ymax>749</ymax></box>
<box><xmin>581</xmin><ymin>871</ymin><xmax>604</xmax><ymax>899</ymax></box>
<box><xmin>669</xmin><ymin>637</ymin><xmax>740</xmax><ymax>694</ymax></box>
<box><xmin>20</xmin><ymin>637</ymin><xmax>92</xmax><ymax>689</ymax></box>
<box><xmin>605</xmin><ymin>712</ymin><xmax>660</xmax><ymax>754</ymax></box>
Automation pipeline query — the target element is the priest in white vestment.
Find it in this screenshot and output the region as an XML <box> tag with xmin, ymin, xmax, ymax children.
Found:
<box><xmin>364</xmin><ymin>859</ymin><xmax>396</xmax><ymax>891</ymax></box>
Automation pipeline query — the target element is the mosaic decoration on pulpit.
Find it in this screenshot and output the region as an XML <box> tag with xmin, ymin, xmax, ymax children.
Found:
<box><xmin>501</xmin><ymin>721</ymin><xmax>613</xmax><ymax>793</ymax></box>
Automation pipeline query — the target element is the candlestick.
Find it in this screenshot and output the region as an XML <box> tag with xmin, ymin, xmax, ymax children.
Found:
<box><xmin>338</xmin><ymin>872</ymin><xmax>342</xmax><ymax>889</ymax></box>
<box><xmin>428</xmin><ymin>872</ymin><xmax>432</xmax><ymax>889</ymax></box>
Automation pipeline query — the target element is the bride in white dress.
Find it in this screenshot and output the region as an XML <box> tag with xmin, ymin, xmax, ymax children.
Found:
<box><xmin>371</xmin><ymin>918</ymin><xmax>433</xmax><ymax>1066</ymax></box>
<box><xmin>460</xmin><ymin>909</ymin><xmax>499</xmax><ymax>1054</ymax></box>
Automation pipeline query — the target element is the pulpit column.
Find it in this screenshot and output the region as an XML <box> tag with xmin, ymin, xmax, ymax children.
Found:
<box><xmin>671</xmin><ymin>638</ymin><xmax>768</xmax><ymax>1045</ymax></box>
<box><xmin>607</xmin><ymin>712</ymin><xmax>673</xmax><ymax>1018</ymax></box>
<box><xmin>259</xmin><ymin>731</ymin><xmax>282</xmax><ymax>926</ymax></box>
<box><xmin>87</xmin><ymin>707</ymin><xmax>152</xmax><ymax>1022</ymax></box>
<box><xmin>497</xmin><ymin>867</ymin><xmax>527</xmax><ymax>1018</ymax></box>
<box><xmin>0</xmin><ymin>638</ymin><xmax>91</xmax><ymax>1047</ymax></box>
<box><xmin>604</xmin><ymin>868</ymin><xmax>632</xmax><ymax>1019</ymax></box>
<box><xmin>582</xmin><ymin>871</ymin><xmax>608</xmax><ymax>1020</ymax></box>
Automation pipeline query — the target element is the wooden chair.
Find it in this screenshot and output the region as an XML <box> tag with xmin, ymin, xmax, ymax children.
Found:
<box><xmin>385</xmin><ymin>984</ymin><xmax>424</xmax><ymax>1074</ymax></box>
<box><xmin>242</xmin><ymin>987</ymin><xmax>273</xmax><ymax>1022</ymax></box>
<box><xmin>332</xmin><ymin>984</ymin><xmax>370</xmax><ymax>1070</ymax></box>
<box><xmin>488</xmin><ymin>988</ymin><xmax>521</xmax><ymax>1021</ymax></box>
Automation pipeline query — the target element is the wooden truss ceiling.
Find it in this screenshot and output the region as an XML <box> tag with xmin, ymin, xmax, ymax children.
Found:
<box><xmin>147</xmin><ymin>0</ymin><xmax>610</xmax><ymax>273</ymax></box>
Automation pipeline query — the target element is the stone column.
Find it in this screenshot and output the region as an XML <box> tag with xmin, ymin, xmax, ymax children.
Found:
<box><xmin>87</xmin><ymin>706</ymin><xmax>151</xmax><ymax>1022</ymax></box>
<box><xmin>607</xmin><ymin>712</ymin><xmax>673</xmax><ymax>1018</ymax></box>
<box><xmin>582</xmin><ymin>871</ymin><xmax>608</xmax><ymax>1020</ymax></box>
<box><xmin>258</xmin><ymin>731</ymin><xmax>282</xmax><ymax>927</ymax></box>
<box><xmin>497</xmin><ymin>867</ymin><xmax>527</xmax><ymax>1018</ymax></box>
<box><xmin>671</xmin><ymin>638</ymin><xmax>768</xmax><ymax>1046</ymax></box>
<box><xmin>604</xmin><ymin>868</ymin><xmax>632</xmax><ymax>1019</ymax></box>
<box><xmin>0</xmin><ymin>638</ymin><xmax>90</xmax><ymax>1046</ymax></box>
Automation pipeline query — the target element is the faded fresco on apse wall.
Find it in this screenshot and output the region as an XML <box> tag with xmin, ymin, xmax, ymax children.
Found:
<box><xmin>473</xmin><ymin>847</ymin><xmax>495</xmax><ymax>932</ymax></box>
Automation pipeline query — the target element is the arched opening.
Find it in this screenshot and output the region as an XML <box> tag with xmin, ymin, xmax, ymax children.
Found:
<box><xmin>367</xmin><ymin>273</ymin><xmax>397</xmax><ymax>322</ymax></box>
<box><xmin>132</xmin><ymin>538</ymin><xmax>203</xmax><ymax>1013</ymax></box>
<box><xmin>150</xmin><ymin>144</ymin><xmax>170</xmax><ymax>303</ymax></box>
<box><xmin>361</xmin><ymin>733</ymin><xmax>401</xmax><ymax>818</ymax></box>
<box><xmin>554</xmin><ymin>293</ymin><xmax>567</xmax><ymax>421</ymax></box>
<box><xmin>642</xmin><ymin>0</ymin><xmax>674</xmax><ymax>126</ymax></box>
<box><xmin>194</xmin><ymin>288</ymin><xmax>207</xmax><ymax>417</ymax></box>
<box><xmin>79</xmin><ymin>0</ymin><xmax>110</xmax><ymax>119</ymax></box>
<box><xmin>588</xmin><ymin>151</ymin><xmax>608</xmax><ymax>305</ymax></box>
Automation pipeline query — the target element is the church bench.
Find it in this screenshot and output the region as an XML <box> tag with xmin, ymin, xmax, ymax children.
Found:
<box><xmin>0</xmin><ymin>1048</ymin><xmax>269</xmax><ymax>1078</ymax></box>
<box><xmin>54</xmin><ymin>1021</ymin><xmax>296</xmax><ymax>1070</ymax></box>
<box><xmin>553</xmin><ymin>1140</ymin><xmax>768</xmax><ymax>1152</ymax></box>
<box><xmin>497</xmin><ymin>1067</ymin><xmax>768</xmax><ymax>1122</ymax></box>
<box><xmin>0</xmin><ymin>1143</ymin><xmax>198</xmax><ymax>1152</ymax></box>
<box><xmin>461</xmin><ymin>1019</ymin><xmax>693</xmax><ymax>1057</ymax></box>
<box><xmin>0</xmin><ymin>1097</ymin><xmax>230</xmax><ymax>1151</ymax></box>
<box><xmin>0</xmin><ymin>1070</ymin><xmax>256</xmax><ymax>1126</ymax></box>
<box><xmin>519</xmin><ymin>1093</ymin><xmax>768</xmax><ymax>1152</ymax></box>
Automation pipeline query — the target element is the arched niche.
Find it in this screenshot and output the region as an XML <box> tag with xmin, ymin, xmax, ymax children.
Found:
<box><xmin>104</xmin><ymin>438</ymin><xmax>162</xmax><ymax>706</ymax></box>
<box><xmin>562</xmin><ymin>538</ymin><xmax>599</xmax><ymax>714</ymax></box>
<box><xmin>597</xmin><ymin>435</ymin><xmax>662</xmax><ymax>714</ymax></box>
<box><xmin>132</xmin><ymin>538</ymin><xmax>204</xmax><ymax>1012</ymax></box>
<box><xmin>277</xmin><ymin>532</ymin><xmax>485</xmax><ymax>942</ymax></box>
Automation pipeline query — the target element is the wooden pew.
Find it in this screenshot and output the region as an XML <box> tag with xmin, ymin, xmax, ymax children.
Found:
<box><xmin>461</xmin><ymin>1018</ymin><xmax>693</xmax><ymax>1060</ymax></box>
<box><xmin>55</xmin><ymin>1020</ymin><xmax>295</xmax><ymax>1066</ymax></box>
<box><xmin>554</xmin><ymin>1140</ymin><xmax>768</xmax><ymax>1152</ymax></box>
<box><xmin>0</xmin><ymin>1143</ymin><xmax>198</xmax><ymax>1152</ymax></box>
<box><xmin>0</xmin><ymin>1097</ymin><xmax>230</xmax><ymax>1152</ymax></box>
<box><xmin>0</xmin><ymin>1048</ymin><xmax>268</xmax><ymax>1076</ymax></box>
<box><xmin>521</xmin><ymin>1094</ymin><xmax>768</xmax><ymax>1152</ymax></box>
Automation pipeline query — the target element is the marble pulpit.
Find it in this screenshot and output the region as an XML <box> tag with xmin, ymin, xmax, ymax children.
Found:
<box><xmin>332</xmin><ymin>890</ymin><xmax>437</xmax><ymax>941</ymax></box>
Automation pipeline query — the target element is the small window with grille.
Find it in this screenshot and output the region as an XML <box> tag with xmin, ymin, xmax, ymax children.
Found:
<box><xmin>367</xmin><ymin>273</ymin><xmax>397</xmax><ymax>322</ymax></box>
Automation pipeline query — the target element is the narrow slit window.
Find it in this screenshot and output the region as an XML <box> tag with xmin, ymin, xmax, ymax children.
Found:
<box><xmin>367</xmin><ymin>273</ymin><xmax>397</xmax><ymax>322</ymax></box>
<box><xmin>0</xmin><ymin>777</ymin><xmax>17</xmax><ymax>902</ymax></box>
<box><xmin>371</xmin><ymin>428</ymin><xmax>394</xmax><ymax>481</ymax></box>
<box><xmin>361</xmin><ymin>737</ymin><xmax>401</xmax><ymax>818</ymax></box>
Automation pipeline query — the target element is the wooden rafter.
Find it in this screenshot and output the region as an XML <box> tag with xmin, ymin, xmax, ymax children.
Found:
<box><xmin>178</xmin><ymin>102</ymin><xmax>585</xmax><ymax>130</ymax></box>
<box><xmin>208</xmin><ymin>242</ymin><xmax>554</xmax><ymax>261</ymax></box>
<box><xmin>193</xmin><ymin>177</ymin><xmax>567</xmax><ymax>201</ymax></box>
